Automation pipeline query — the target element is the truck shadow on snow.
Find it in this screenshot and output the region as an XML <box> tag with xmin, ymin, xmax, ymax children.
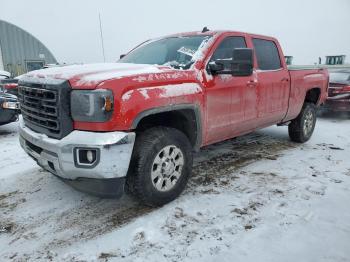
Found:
<box><xmin>0</xmin><ymin>130</ymin><xmax>296</xmax><ymax>258</ymax></box>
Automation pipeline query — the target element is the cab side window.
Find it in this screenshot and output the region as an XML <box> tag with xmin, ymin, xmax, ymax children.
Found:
<box><xmin>252</xmin><ymin>38</ymin><xmax>282</xmax><ymax>70</ymax></box>
<box><xmin>210</xmin><ymin>37</ymin><xmax>247</xmax><ymax>71</ymax></box>
<box><xmin>210</xmin><ymin>36</ymin><xmax>247</xmax><ymax>62</ymax></box>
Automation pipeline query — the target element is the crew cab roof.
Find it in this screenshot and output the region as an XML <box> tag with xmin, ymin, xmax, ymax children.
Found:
<box><xmin>165</xmin><ymin>30</ymin><xmax>278</xmax><ymax>42</ymax></box>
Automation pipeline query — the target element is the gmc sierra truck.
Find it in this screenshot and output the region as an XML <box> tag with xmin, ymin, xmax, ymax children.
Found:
<box><xmin>18</xmin><ymin>30</ymin><xmax>329</xmax><ymax>206</ymax></box>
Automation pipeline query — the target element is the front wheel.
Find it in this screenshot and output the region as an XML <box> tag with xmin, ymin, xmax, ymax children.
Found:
<box><xmin>288</xmin><ymin>102</ymin><xmax>317</xmax><ymax>143</ymax></box>
<box><xmin>126</xmin><ymin>127</ymin><xmax>193</xmax><ymax>207</ymax></box>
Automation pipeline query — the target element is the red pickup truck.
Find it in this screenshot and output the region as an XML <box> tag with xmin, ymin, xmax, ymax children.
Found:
<box><xmin>18</xmin><ymin>30</ymin><xmax>328</xmax><ymax>206</ymax></box>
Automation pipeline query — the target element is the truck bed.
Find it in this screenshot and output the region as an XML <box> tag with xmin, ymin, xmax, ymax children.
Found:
<box><xmin>283</xmin><ymin>67</ymin><xmax>329</xmax><ymax>123</ymax></box>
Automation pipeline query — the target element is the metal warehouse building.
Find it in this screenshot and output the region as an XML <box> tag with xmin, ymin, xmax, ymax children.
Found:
<box><xmin>0</xmin><ymin>20</ymin><xmax>57</xmax><ymax>76</ymax></box>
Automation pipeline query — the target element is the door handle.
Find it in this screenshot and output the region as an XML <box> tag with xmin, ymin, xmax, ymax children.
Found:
<box><xmin>247</xmin><ymin>80</ymin><xmax>258</xmax><ymax>87</ymax></box>
<box><xmin>281</xmin><ymin>77</ymin><xmax>289</xmax><ymax>82</ymax></box>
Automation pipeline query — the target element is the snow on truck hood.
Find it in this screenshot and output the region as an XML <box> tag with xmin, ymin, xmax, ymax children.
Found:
<box><xmin>21</xmin><ymin>63</ymin><xmax>163</xmax><ymax>87</ymax></box>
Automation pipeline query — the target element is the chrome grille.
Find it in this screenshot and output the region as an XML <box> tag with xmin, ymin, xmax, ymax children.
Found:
<box><xmin>18</xmin><ymin>79</ymin><xmax>73</xmax><ymax>139</ymax></box>
<box><xmin>18</xmin><ymin>85</ymin><xmax>60</xmax><ymax>133</ymax></box>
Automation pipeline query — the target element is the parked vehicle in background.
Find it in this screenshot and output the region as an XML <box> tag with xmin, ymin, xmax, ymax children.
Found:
<box><xmin>284</xmin><ymin>56</ymin><xmax>293</xmax><ymax>65</ymax></box>
<box><xmin>325</xmin><ymin>55</ymin><xmax>346</xmax><ymax>65</ymax></box>
<box><xmin>17</xmin><ymin>29</ymin><xmax>329</xmax><ymax>206</ymax></box>
<box><xmin>322</xmin><ymin>69</ymin><xmax>350</xmax><ymax>113</ymax></box>
<box><xmin>0</xmin><ymin>70</ymin><xmax>20</xmax><ymax>124</ymax></box>
<box><xmin>0</xmin><ymin>79</ymin><xmax>19</xmax><ymax>96</ymax></box>
<box><xmin>0</xmin><ymin>91</ymin><xmax>19</xmax><ymax>126</ymax></box>
<box><xmin>0</xmin><ymin>70</ymin><xmax>11</xmax><ymax>80</ymax></box>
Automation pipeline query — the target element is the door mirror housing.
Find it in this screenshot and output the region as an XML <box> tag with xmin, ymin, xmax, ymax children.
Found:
<box><xmin>231</xmin><ymin>48</ymin><xmax>253</xmax><ymax>76</ymax></box>
<box><xmin>120</xmin><ymin>54</ymin><xmax>126</xmax><ymax>59</ymax></box>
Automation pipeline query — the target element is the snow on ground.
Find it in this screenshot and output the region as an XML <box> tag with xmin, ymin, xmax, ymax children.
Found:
<box><xmin>0</xmin><ymin>114</ymin><xmax>350</xmax><ymax>262</ymax></box>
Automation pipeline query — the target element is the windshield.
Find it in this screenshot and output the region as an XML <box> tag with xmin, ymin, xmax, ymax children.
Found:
<box><xmin>119</xmin><ymin>36</ymin><xmax>212</xmax><ymax>69</ymax></box>
<box><xmin>330</xmin><ymin>72</ymin><xmax>350</xmax><ymax>84</ymax></box>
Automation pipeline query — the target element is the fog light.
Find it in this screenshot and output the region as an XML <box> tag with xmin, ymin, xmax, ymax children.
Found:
<box><xmin>86</xmin><ymin>150</ymin><xmax>94</xmax><ymax>163</ymax></box>
<box><xmin>74</xmin><ymin>148</ymin><xmax>100</xmax><ymax>168</ymax></box>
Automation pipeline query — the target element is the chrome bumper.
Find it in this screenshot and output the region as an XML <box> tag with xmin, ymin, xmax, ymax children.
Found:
<box><xmin>19</xmin><ymin>118</ymin><xmax>135</xmax><ymax>180</ymax></box>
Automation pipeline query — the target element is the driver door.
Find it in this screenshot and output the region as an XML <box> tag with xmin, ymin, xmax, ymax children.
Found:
<box><xmin>204</xmin><ymin>35</ymin><xmax>252</xmax><ymax>145</ymax></box>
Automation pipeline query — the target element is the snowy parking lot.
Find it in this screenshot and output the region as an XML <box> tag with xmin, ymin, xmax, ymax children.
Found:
<box><xmin>1</xmin><ymin>114</ymin><xmax>350</xmax><ymax>262</ymax></box>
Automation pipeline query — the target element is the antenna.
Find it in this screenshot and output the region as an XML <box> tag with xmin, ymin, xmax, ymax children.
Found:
<box><xmin>202</xmin><ymin>27</ymin><xmax>210</xmax><ymax>33</ymax></box>
<box><xmin>99</xmin><ymin>12</ymin><xmax>106</xmax><ymax>62</ymax></box>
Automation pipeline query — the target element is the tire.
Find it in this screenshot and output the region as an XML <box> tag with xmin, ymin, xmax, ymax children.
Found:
<box><xmin>288</xmin><ymin>102</ymin><xmax>317</xmax><ymax>143</ymax></box>
<box><xmin>126</xmin><ymin>127</ymin><xmax>193</xmax><ymax>207</ymax></box>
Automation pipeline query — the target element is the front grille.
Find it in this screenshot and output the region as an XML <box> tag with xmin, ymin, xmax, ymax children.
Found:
<box><xmin>18</xmin><ymin>86</ymin><xmax>59</xmax><ymax>133</ymax></box>
<box><xmin>18</xmin><ymin>80</ymin><xmax>73</xmax><ymax>139</ymax></box>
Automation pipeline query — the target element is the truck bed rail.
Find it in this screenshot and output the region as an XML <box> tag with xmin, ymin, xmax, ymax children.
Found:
<box><xmin>288</xmin><ymin>64</ymin><xmax>350</xmax><ymax>71</ymax></box>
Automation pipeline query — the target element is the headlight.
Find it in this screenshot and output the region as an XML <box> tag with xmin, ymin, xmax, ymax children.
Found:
<box><xmin>71</xmin><ymin>89</ymin><xmax>114</xmax><ymax>122</ymax></box>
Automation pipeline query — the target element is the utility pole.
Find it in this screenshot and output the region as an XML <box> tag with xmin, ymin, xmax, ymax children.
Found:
<box><xmin>99</xmin><ymin>12</ymin><xmax>106</xmax><ymax>62</ymax></box>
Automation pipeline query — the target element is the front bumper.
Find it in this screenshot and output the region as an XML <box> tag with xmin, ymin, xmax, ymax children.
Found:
<box><xmin>19</xmin><ymin>118</ymin><xmax>135</xmax><ymax>197</ymax></box>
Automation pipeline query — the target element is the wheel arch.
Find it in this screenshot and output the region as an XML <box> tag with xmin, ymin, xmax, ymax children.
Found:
<box><xmin>131</xmin><ymin>104</ymin><xmax>202</xmax><ymax>151</ymax></box>
<box><xmin>304</xmin><ymin>87</ymin><xmax>321</xmax><ymax>105</ymax></box>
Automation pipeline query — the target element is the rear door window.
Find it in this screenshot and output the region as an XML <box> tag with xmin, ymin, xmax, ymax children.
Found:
<box><xmin>252</xmin><ymin>38</ymin><xmax>282</xmax><ymax>70</ymax></box>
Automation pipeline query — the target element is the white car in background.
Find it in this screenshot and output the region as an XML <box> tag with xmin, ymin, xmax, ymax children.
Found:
<box><xmin>0</xmin><ymin>70</ymin><xmax>11</xmax><ymax>80</ymax></box>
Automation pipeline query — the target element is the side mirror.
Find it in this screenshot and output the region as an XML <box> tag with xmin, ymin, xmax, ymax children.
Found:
<box><xmin>120</xmin><ymin>54</ymin><xmax>126</xmax><ymax>59</ymax></box>
<box><xmin>231</xmin><ymin>48</ymin><xmax>253</xmax><ymax>76</ymax></box>
<box><xmin>208</xmin><ymin>61</ymin><xmax>224</xmax><ymax>74</ymax></box>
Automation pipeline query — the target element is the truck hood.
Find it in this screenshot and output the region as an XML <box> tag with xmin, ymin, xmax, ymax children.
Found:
<box><xmin>21</xmin><ymin>63</ymin><xmax>166</xmax><ymax>88</ymax></box>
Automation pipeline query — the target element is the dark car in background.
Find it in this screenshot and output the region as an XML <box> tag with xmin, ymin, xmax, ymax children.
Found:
<box><xmin>323</xmin><ymin>70</ymin><xmax>350</xmax><ymax>113</ymax></box>
<box><xmin>0</xmin><ymin>91</ymin><xmax>19</xmax><ymax>126</ymax></box>
<box><xmin>0</xmin><ymin>71</ymin><xmax>20</xmax><ymax>126</ymax></box>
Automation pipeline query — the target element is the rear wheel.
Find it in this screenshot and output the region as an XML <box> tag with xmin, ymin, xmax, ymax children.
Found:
<box><xmin>288</xmin><ymin>102</ymin><xmax>317</xmax><ymax>143</ymax></box>
<box><xmin>126</xmin><ymin>127</ymin><xmax>193</xmax><ymax>207</ymax></box>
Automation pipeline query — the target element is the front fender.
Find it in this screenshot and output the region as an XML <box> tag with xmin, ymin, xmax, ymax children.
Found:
<box><xmin>120</xmin><ymin>82</ymin><xmax>204</xmax><ymax>127</ymax></box>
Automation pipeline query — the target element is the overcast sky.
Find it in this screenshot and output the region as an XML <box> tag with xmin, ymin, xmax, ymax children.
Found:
<box><xmin>1</xmin><ymin>0</ymin><xmax>349</xmax><ymax>65</ymax></box>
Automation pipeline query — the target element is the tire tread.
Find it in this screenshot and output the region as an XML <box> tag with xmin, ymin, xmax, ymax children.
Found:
<box><xmin>288</xmin><ymin>102</ymin><xmax>316</xmax><ymax>143</ymax></box>
<box><xmin>126</xmin><ymin>127</ymin><xmax>192</xmax><ymax>206</ymax></box>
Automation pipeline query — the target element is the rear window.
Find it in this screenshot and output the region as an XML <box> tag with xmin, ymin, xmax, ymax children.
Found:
<box><xmin>329</xmin><ymin>72</ymin><xmax>350</xmax><ymax>84</ymax></box>
<box><xmin>253</xmin><ymin>38</ymin><xmax>282</xmax><ymax>70</ymax></box>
